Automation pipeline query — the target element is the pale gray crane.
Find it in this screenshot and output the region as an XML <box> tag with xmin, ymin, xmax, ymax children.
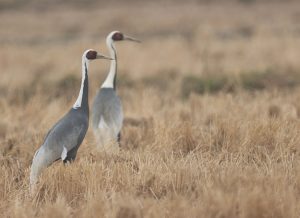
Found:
<box><xmin>92</xmin><ymin>31</ymin><xmax>140</xmax><ymax>151</ymax></box>
<box><xmin>30</xmin><ymin>49</ymin><xmax>112</xmax><ymax>188</ymax></box>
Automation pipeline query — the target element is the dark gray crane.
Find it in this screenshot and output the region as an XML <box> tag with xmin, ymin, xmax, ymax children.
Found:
<box><xmin>30</xmin><ymin>49</ymin><xmax>111</xmax><ymax>188</ymax></box>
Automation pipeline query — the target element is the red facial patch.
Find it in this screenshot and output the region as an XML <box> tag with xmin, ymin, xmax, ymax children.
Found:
<box><xmin>86</xmin><ymin>50</ymin><xmax>97</xmax><ymax>60</ymax></box>
<box><xmin>112</xmin><ymin>32</ymin><xmax>124</xmax><ymax>41</ymax></box>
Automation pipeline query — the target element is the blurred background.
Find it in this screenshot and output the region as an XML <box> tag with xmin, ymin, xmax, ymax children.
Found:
<box><xmin>1</xmin><ymin>0</ymin><xmax>300</xmax><ymax>99</ymax></box>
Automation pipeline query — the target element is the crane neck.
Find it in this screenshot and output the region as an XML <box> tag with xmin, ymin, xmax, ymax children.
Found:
<box><xmin>73</xmin><ymin>57</ymin><xmax>89</xmax><ymax>112</ymax></box>
<box><xmin>101</xmin><ymin>39</ymin><xmax>117</xmax><ymax>90</ymax></box>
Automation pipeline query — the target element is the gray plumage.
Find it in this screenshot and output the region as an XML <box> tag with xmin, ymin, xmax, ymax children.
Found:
<box><xmin>36</xmin><ymin>108</ymin><xmax>88</xmax><ymax>162</ymax></box>
<box><xmin>30</xmin><ymin>72</ymin><xmax>89</xmax><ymax>186</ymax></box>
<box><xmin>92</xmin><ymin>88</ymin><xmax>123</xmax><ymax>149</ymax></box>
<box><xmin>29</xmin><ymin>49</ymin><xmax>111</xmax><ymax>187</ymax></box>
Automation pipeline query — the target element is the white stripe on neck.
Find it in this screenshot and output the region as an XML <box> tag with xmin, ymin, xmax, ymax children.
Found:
<box><xmin>101</xmin><ymin>36</ymin><xmax>117</xmax><ymax>89</ymax></box>
<box><xmin>73</xmin><ymin>57</ymin><xmax>88</xmax><ymax>109</ymax></box>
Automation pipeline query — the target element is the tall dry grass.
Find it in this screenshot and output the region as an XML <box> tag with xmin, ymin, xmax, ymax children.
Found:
<box><xmin>1</xmin><ymin>1</ymin><xmax>300</xmax><ymax>217</ymax></box>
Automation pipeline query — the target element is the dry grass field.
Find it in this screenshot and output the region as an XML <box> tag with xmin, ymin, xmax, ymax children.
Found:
<box><xmin>1</xmin><ymin>0</ymin><xmax>300</xmax><ymax>217</ymax></box>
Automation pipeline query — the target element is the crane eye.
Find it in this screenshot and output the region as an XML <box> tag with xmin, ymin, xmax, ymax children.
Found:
<box><xmin>112</xmin><ymin>32</ymin><xmax>124</xmax><ymax>41</ymax></box>
<box><xmin>86</xmin><ymin>50</ymin><xmax>97</xmax><ymax>60</ymax></box>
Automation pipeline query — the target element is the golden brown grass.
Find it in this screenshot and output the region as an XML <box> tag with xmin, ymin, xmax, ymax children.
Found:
<box><xmin>1</xmin><ymin>1</ymin><xmax>300</xmax><ymax>217</ymax></box>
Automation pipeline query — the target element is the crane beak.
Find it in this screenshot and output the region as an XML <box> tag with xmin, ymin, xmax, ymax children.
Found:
<box><xmin>96</xmin><ymin>54</ymin><xmax>114</xmax><ymax>60</ymax></box>
<box><xmin>124</xmin><ymin>35</ymin><xmax>141</xmax><ymax>43</ymax></box>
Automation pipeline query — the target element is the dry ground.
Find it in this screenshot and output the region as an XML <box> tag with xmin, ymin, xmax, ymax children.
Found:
<box><xmin>1</xmin><ymin>1</ymin><xmax>300</xmax><ymax>217</ymax></box>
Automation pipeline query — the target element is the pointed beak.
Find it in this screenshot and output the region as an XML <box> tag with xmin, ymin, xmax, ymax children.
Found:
<box><xmin>96</xmin><ymin>54</ymin><xmax>114</xmax><ymax>60</ymax></box>
<box><xmin>124</xmin><ymin>35</ymin><xmax>141</xmax><ymax>43</ymax></box>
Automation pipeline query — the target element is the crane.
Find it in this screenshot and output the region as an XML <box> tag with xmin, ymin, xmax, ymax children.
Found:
<box><xmin>30</xmin><ymin>49</ymin><xmax>112</xmax><ymax>189</ymax></box>
<box><xmin>92</xmin><ymin>31</ymin><xmax>140</xmax><ymax>152</ymax></box>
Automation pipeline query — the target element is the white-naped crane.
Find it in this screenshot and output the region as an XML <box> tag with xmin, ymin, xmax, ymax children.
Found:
<box><xmin>92</xmin><ymin>31</ymin><xmax>140</xmax><ymax>151</ymax></box>
<box><xmin>30</xmin><ymin>49</ymin><xmax>112</xmax><ymax>189</ymax></box>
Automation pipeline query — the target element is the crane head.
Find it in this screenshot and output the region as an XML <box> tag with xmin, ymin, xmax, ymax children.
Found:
<box><xmin>109</xmin><ymin>31</ymin><xmax>141</xmax><ymax>43</ymax></box>
<box><xmin>84</xmin><ymin>49</ymin><xmax>113</xmax><ymax>61</ymax></box>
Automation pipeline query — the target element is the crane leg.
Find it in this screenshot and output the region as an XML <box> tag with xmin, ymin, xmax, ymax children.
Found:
<box><xmin>117</xmin><ymin>132</ymin><xmax>121</xmax><ymax>144</ymax></box>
